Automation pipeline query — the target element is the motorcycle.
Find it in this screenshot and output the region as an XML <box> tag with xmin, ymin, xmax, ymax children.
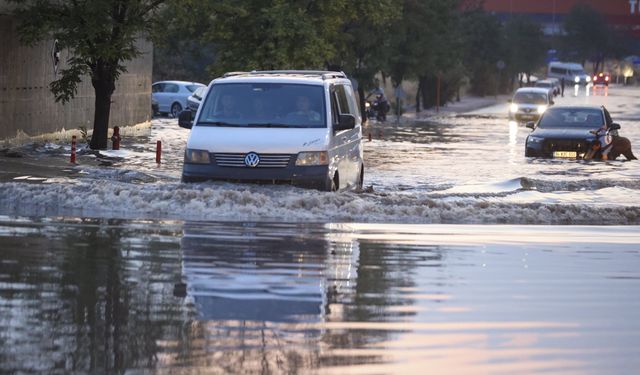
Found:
<box><xmin>365</xmin><ymin>97</ymin><xmax>390</xmax><ymax>122</ymax></box>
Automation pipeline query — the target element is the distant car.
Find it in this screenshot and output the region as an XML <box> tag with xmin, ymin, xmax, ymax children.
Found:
<box><xmin>509</xmin><ymin>87</ymin><xmax>554</xmax><ymax>123</ymax></box>
<box><xmin>186</xmin><ymin>86</ymin><xmax>207</xmax><ymax>112</ymax></box>
<box><xmin>524</xmin><ymin>105</ymin><xmax>615</xmax><ymax>158</ymax></box>
<box><xmin>152</xmin><ymin>81</ymin><xmax>206</xmax><ymax>118</ymax></box>
<box><xmin>534</xmin><ymin>79</ymin><xmax>557</xmax><ymax>97</ymax></box>
<box><xmin>592</xmin><ymin>72</ymin><xmax>610</xmax><ymax>86</ymax></box>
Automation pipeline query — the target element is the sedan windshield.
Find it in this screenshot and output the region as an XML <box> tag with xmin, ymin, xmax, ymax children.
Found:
<box><xmin>198</xmin><ymin>83</ymin><xmax>326</xmax><ymax>128</ymax></box>
<box><xmin>513</xmin><ymin>92</ymin><xmax>548</xmax><ymax>105</ymax></box>
<box><xmin>538</xmin><ymin>108</ymin><xmax>604</xmax><ymax>128</ymax></box>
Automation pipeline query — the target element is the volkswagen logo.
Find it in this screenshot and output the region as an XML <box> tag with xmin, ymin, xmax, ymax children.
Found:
<box><xmin>244</xmin><ymin>152</ymin><xmax>260</xmax><ymax>167</ymax></box>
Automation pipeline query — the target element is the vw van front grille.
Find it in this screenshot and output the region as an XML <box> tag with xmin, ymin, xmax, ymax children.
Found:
<box><xmin>214</xmin><ymin>153</ymin><xmax>292</xmax><ymax>168</ymax></box>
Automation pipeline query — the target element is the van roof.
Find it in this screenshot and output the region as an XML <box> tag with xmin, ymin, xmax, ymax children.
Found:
<box><xmin>549</xmin><ymin>62</ymin><xmax>584</xmax><ymax>69</ymax></box>
<box><xmin>210</xmin><ymin>70</ymin><xmax>350</xmax><ymax>86</ymax></box>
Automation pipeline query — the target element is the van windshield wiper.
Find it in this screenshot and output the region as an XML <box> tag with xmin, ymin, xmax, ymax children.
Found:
<box><xmin>197</xmin><ymin>121</ymin><xmax>245</xmax><ymax>127</ymax></box>
<box><xmin>247</xmin><ymin>122</ymin><xmax>294</xmax><ymax>128</ymax></box>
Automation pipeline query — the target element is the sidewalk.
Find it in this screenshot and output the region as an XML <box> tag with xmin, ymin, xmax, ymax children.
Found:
<box><xmin>401</xmin><ymin>94</ymin><xmax>511</xmax><ymax>122</ymax></box>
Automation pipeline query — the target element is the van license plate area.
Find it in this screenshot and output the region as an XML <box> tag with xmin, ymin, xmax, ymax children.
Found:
<box><xmin>553</xmin><ymin>151</ymin><xmax>577</xmax><ymax>158</ymax></box>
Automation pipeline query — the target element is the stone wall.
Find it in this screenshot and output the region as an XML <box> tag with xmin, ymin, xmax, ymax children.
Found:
<box><xmin>0</xmin><ymin>13</ymin><xmax>152</xmax><ymax>142</ymax></box>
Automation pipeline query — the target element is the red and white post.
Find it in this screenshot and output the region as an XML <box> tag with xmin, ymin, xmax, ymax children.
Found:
<box><xmin>156</xmin><ymin>140</ymin><xmax>162</xmax><ymax>164</ymax></box>
<box><xmin>70</xmin><ymin>135</ymin><xmax>77</xmax><ymax>164</ymax></box>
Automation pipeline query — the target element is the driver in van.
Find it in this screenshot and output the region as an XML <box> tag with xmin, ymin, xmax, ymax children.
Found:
<box><xmin>287</xmin><ymin>95</ymin><xmax>321</xmax><ymax>122</ymax></box>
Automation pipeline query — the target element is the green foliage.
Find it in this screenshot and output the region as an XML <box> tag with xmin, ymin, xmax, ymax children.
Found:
<box><xmin>459</xmin><ymin>8</ymin><xmax>505</xmax><ymax>96</ymax></box>
<box><xmin>503</xmin><ymin>16</ymin><xmax>546</xmax><ymax>78</ymax></box>
<box><xmin>563</xmin><ymin>4</ymin><xmax>609</xmax><ymax>64</ymax></box>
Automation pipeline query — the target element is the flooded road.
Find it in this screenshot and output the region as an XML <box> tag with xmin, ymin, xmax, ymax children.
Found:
<box><xmin>1</xmin><ymin>86</ymin><xmax>639</xmax><ymax>224</ymax></box>
<box><xmin>1</xmin><ymin>217</ymin><xmax>639</xmax><ymax>374</ymax></box>
<box><xmin>1</xmin><ymin>85</ymin><xmax>639</xmax><ymax>374</ymax></box>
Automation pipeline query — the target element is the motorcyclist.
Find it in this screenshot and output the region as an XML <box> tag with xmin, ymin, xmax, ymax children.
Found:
<box><xmin>372</xmin><ymin>93</ymin><xmax>390</xmax><ymax>122</ymax></box>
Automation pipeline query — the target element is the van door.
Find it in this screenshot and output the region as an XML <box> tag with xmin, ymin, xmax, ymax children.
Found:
<box><xmin>331</xmin><ymin>84</ymin><xmax>362</xmax><ymax>188</ymax></box>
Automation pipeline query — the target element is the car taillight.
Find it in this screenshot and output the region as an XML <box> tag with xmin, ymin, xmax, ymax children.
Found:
<box><xmin>593</xmin><ymin>76</ymin><xmax>597</xmax><ymax>80</ymax></box>
<box><xmin>605</xmin><ymin>76</ymin><xmax>609</xmax><ymax>81</ymax></box>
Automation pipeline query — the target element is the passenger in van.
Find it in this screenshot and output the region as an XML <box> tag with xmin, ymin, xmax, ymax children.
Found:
<box><xmin>286</xmin><ymin>95</ymin><xmax>321</xmax><ymax>122</ymax></box>
<box><xmin>218</xmin><ymin>94</ymin><xmax>242</xmax><ymax>118</ymax></box>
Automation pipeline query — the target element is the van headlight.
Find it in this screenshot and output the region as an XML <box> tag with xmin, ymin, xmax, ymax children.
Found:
<box><xmin>510</xmin><ymin>103</ymin><xmax>519</xmax><ymax>113</ymax></box>
<box><xmin>296</xmin><ymin>151</ymin><xmax>328</xmax><ymax>166</ymax></box>
<box><xmin>537</xmin><ymin>105</ymin><xmax>547</xmax><ymax>114</ymax></box>
<box><xmin>586</xmin><ymin>76</ymin><xmax>591</xmax><ymax>82</ymax></box>
<box><xmin>574</xmin><ymin>76</ymin><xmax>580</xmax><ymax>83</ymax></box>
<box><xmin>185</xmin><ymin>149</ymin><xmax>210</xmax><ymax>164</ymax></box>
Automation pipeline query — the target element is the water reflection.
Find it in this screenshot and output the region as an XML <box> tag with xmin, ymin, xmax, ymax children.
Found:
<box><xmin>1</xmin><ymin>218</ymin><xmax>640</xmax><ymax>373</ymax></box>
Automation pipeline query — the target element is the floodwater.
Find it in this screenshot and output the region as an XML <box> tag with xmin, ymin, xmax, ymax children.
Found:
<box><xmin>1</xmin><ymin>85</ymin><xmax>640</xmax><ymax>374</ymax></box>
<box><xmin>1</xmin><ymin>87</ymin><xmax>639</xmax><ymax>224</ymax></box>
<box><xmin>1</xmin><ymin>218</ymin><xmax>639</xmax><ymax>374</ymax></box>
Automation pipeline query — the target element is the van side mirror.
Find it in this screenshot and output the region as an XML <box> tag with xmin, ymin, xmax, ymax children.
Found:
<box><xmin>335</xmin><ymin>114</ymin><xmax>356</xmax><ymax>131</ymax></box>
<box><xmin>178</xmin><ymin>110</ymin><xmax>193</xmax><ymax>129</ymax></box>
<box><xmin>525</xmin><ymin>121</ymin><xmax>535</xmax><ymax>129</ymax></box>
<box><xmin>507</xmin><ymin>99</ymin><xmax>512</xmax><ymax>103</ymax></box>
<box><xmin>610</xmin><ymin>123</ymin><xmax>621</xmax><ymax>130</ymax></box>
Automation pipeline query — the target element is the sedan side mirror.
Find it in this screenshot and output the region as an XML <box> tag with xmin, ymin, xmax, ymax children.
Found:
<box><xmin>549</xmin><ymin>100</ymin><xmax>555</xmax><ymax>105</ymax></box>
<box><xmin>335</xmin><ymin>114</ymin><xmax>356</xmax><ymax>131</ymax></box>
<box><xmin>178</xmin><ymin>110</ymin><xmax>193</xmax><ymax>129</ymax></box>
<box><xmin>525</xmin><ymin>121</ymin><xmax>535</xmax><ymax>129</ymax></box>
<box><xmin>610</xmin><ymin>123</ymin><xmax>621</xmax><ymax>130</ymax></box>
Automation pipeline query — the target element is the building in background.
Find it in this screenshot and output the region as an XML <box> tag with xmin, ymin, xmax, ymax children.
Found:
<box><xmin>477</xmin><ymin>0</ymin><xmax>640</xmax><ymax>37</ymax></box>
<box><xmin>0</xmin><ymin>1</ymin><xmax>152</xmax><ymax>143</ymax></box>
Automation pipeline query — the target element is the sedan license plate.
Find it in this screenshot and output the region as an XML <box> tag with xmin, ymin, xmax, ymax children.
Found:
<box><xmin>553</xmin><ymin>151</ymin><xmax>577</xmax><ymax>158</ymax></box>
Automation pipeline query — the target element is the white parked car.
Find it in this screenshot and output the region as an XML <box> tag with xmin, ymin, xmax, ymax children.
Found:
<box><xmin>152</xmin><ymin>81</ymin><xmax>205</xmax><ymax>118</ymax></box>
<box><xmin>179</xmin><ymin>70</ymin><xmax>364</xmax><ymax>191</ymax></box>
<box><xmin>509</xmin><ymin>87</ymin><xmax>554</xmax><ymax>123</ymax></box>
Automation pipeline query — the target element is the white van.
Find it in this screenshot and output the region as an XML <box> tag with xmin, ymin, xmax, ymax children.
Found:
<box><xmin>178</xmin><ymin>71</ymin><xmax>364</xmax><ymax>192</ymax></box>
<box><xmin>547</xmin><ymin>62</ymin><xmax>591</xmax><ymax>85</ymax></box>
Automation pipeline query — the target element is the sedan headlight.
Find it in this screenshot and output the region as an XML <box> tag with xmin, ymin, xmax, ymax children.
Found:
<box><xmin>527</xmin><ymin>136</ymin><xmax>544</xmax><ymax>144</ymax></box>
<box><xmin>537</xmin><ymin>105</ymin><xmax>547</xmax><ymax>114</ymax></box>
<box><xmin>510</xmin><ymin>103</ymin><xmax>519</xmax><ymax>113</ymax></box>
<box><xmin>185</xmin><ymin>149</ymin><xmax>210</xmax><ymax>164</ymax></box>
<box><xmin>296</xmin><ymin>151</ymin><xmax>328</xmax><ymax>166</ymax></box>
<box><xmin>574</xmin><ymin>76</ymin><xmax>580</xmax><ymax>83</ymax></box>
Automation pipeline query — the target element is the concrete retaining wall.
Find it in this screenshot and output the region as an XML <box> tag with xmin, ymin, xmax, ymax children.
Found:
<box><xmin>0</xmin><ymin>13</ymin><xmax>152</xmax><ymax>142</ymax></box>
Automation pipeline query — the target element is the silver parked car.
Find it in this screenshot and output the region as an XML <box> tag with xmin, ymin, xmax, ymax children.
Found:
<box><xmin>186</xmin><ymin>86</ymin><xmax>207</xmax><ymax>112</ymax></box>
<box><xmin>152</xmin><ymin>81</ymin><xmax>205</xmax><ymax>117</ymax></box>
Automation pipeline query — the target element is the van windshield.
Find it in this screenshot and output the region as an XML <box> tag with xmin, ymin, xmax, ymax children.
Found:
<box><xmin>197</xmin><ymin>83</ymin><xmax>326</xmax><ymax>128</ymax></box>
<box><xmin>570</xmin><ymin>69</ymin><xmax>586</xmax><ymax>76</ymax></box>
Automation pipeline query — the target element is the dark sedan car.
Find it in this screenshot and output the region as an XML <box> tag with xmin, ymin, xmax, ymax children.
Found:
<box><xmin>525</xmin><ymin>106</ymin><xmax>615</xmax><ymax>158</ymax></box>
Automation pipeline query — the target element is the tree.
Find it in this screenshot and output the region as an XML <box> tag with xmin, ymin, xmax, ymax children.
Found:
<box><xmin>503</xmin><ymin>15</ymin><xmax>546</xmax><ymax>90</ymax></box>
<box><xmin>563</xmin><ymin>4</ymin><xmax>609</xmax><ymax>71</ymax></box>
<box><xmin>11</xmin><ymin>0</ymin><xmax>165</xmax><ymax>149</ymax></box>
<box><xmin>327</xmin><ymin>0</ymin><xmax>402</xmax><ymax>116</ymax></box>
<box><xmin>459</xmin><ymin>8</ymin><xmax>504</xmax><ymax>96</ymax></box>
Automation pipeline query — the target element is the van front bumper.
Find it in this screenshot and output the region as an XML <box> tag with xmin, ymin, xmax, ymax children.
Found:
<box><xmin>182</xmin><ymin>162</ymin><xmax>331</xmax><ymax>190</ymax></box>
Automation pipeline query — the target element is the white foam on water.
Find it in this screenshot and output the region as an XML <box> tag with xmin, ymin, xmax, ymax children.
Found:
<box><xmin>0</xmin><ymin>180</ymin><xmax>638</xmax><ymax>224</ymax></box>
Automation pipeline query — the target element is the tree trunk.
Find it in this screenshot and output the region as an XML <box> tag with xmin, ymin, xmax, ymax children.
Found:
<box><xmin>90</xmin><ymin>62</ymin><xmax>116</xmax><ymax>150</ymax></box>
<box><xmin>357</xmin><ymin>85</ymin><xmax>367</xmax><ymax>122</ymax></box>
<box><xmin>415</xmin><ymin>80</ymin><xmax>421</xmax><ymax>113</ymax></box>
